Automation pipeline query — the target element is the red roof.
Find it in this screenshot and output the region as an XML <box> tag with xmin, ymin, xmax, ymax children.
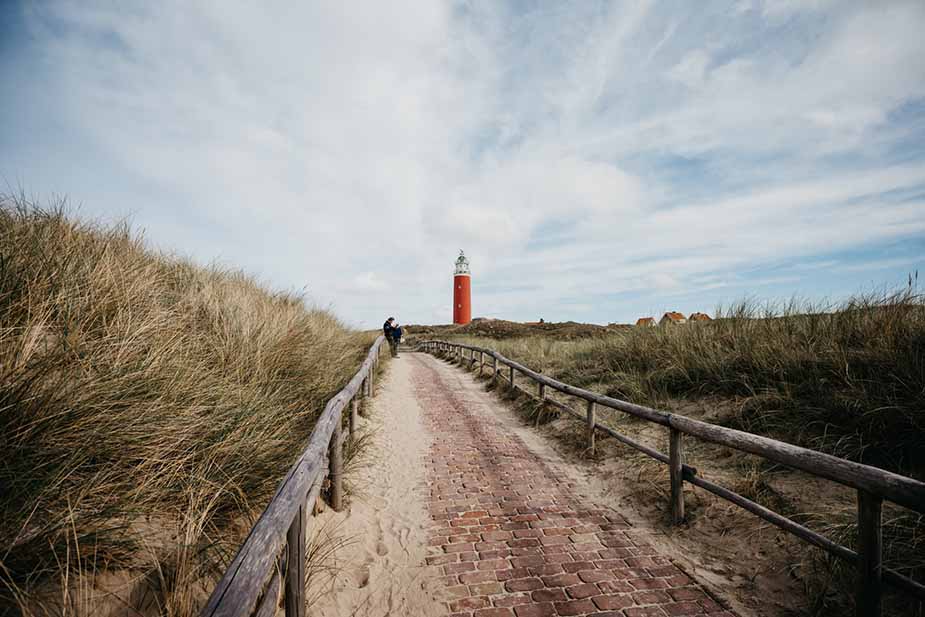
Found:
<box><xmin>689</xmin><ymin>312</ymin><xmax>712</xmax><ymax>321</ymax></box>
<box><xmin>661</xmin><ymin>311</ymin><xmax>686</xmax><ymax>322</ymax></box>
<box><xmin>636</xmin><ymin>317</ymin><xmax>656</xmax><ymax>326</ymax></box>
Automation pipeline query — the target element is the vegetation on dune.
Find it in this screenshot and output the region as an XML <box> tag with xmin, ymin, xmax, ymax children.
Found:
<box><xmin>440</xmin><ymin>291</ymin><xmax>925</xmax><ymax>615</ymax></box>
<box><xmin>408</xmin><ymin>318</ymin><xmax>621</xmax><ymax>340</ymax></box>
<box><xmin>450</xmin><ymin>293</ymin><xmax>925</xmax><ymax>474</ymax></box>
<box><xmin>0</xmin><ymin>197</ymin><xmax>373</xmax><ymax>615</ymax></box>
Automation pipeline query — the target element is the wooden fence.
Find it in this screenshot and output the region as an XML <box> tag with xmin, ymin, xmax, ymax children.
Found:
<box><xmin>200</xmin><ymin>335</ymin><xmax>386</xmax><ymax>617</ymax></box>
<box><xmin>420</xmin><ymin>339</ymin><xmax>925</xmax><ymax>617</ymax></box>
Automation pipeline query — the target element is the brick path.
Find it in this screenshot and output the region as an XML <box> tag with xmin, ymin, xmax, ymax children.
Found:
<box><xmin>408</xmin><ymin>353</ymin><xmax>737</xmax><ymax>617</ymax></box>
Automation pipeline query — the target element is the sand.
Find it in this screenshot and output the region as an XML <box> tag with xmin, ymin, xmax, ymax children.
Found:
<box><xmin>303</xmin><ymin>350</ymin><xmax>780</xmax><ymax>616</ymax></box>
<box><xmin>305</xmin><ymin>355</ymin><xmax>442</xmax><ymax>617</ymax></box>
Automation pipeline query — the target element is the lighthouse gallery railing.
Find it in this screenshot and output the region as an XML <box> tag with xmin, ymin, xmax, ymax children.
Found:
<box><xmin>420</xmin><ymin>339</ymin><xmax>925</xmax><ymax>617</ymax></box>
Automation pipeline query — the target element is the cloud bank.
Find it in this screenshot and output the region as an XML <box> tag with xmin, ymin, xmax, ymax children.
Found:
<box><xmin>2</xmin><ymin>0</ymin><xmax>924</xmax><ymax>326</ymax></box>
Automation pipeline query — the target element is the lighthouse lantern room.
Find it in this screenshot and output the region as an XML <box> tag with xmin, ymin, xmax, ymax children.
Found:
<box><xmin>453</xmin><ymin>250</ymin><xmax>471</xmax><ymax>325</ymax></box>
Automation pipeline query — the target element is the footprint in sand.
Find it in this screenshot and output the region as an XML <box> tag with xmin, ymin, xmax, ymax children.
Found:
<box><xmin>354</xmin><ymin>566</ymin><xmax>370</xmax><ymax>588</ymax></box>
<box><xmin>376</xmin><ymin>541</ymin><xmax>388</xmax><ymax>556</ymax></box>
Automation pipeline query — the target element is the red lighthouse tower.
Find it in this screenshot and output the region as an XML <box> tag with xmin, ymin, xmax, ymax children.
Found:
<box><xmin>453</xmin><ymin>250</ymin><xmax>471</xmax><ymax>325</ymax></box>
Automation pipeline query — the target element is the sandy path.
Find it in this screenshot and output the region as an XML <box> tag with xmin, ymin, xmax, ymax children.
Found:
<box><xmin>306</xmin><ymin>351</ymin><xmax>742</xmax><ymax>616</ymax></box>
<box><xmin>306</xmin><ymin>354</ymin><xmax>443</xmax><ymax>617</ymax></box>
<box><xmin>411</xmin><ymin>352</ymin><xmax>740</xmax><ymax>617</ymax></box>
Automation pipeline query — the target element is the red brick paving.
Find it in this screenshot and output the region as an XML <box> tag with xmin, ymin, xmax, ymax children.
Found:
<box><xmin>409</xmin><ymin>354</ymin><xmax>737</xmax><ymax>617</ymax></box>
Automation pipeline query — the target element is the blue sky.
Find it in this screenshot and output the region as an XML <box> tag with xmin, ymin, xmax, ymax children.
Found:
<box><xmin>2</xmin><ymin>1</ymin><xmax>924</xmax><ymax>328</ymax></box>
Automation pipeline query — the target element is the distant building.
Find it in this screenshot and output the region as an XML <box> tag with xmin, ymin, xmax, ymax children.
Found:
<box><xmin>636</xmin><ymin>317</ymin><xmax>657</xmax><ymax>327</ymax></box>
<box><xmin>660</xmin><ymin>311</ymin><xmax>687</xmax><ymax>326</ymax></box>
<box><xmin>689</xmin><ymin>312</ymin><xmax>712</xmax><ymax>322</ymax></box>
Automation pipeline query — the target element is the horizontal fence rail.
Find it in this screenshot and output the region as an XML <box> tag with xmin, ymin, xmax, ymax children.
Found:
<box><xmin>421</xmin><ymin>339</ymin><xmax>925</xmax><ymax>617</ymax></box>
<box><xmin>201</xmin><ymin>335</ymin><xmax>386</xmax><ymax>617</ymax></box>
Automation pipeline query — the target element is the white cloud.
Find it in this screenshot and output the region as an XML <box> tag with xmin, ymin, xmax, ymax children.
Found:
<box><xmin>348</xmin><ymin>272</ymin><xmax>389</xmax><ymax>293</ymax></box>
<box><xmin>761</xmin><ymin>0</ymin><xmax>839</xmax><ymax>19</ymax></box>
<box><xmin>2</xmin><ymin>0</ymin><xmax>924</xmax><ymax>327</ymax></box>
<box><xmin>668</xmin><ymin>50</ymin><xmax>711</xmax><ymax>89</ymax></box>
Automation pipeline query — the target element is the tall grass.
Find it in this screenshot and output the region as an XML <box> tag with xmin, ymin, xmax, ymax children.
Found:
<box><xmin>450</xmin><ymin>292</ymin><xmax>925</xmax><ymax>614</ymax></box>
<box><xmin>0</xmin><ymin>197</ymin><xmax>373</xmax><ymax>615</ymax></box>
<box><xmin>456</xmin><ymin>292</ymin><xmax>925</xmax><ymax>474</ymax></box>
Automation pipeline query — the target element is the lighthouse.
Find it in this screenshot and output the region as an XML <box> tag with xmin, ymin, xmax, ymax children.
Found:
<box><xmin>453</xmin><ymin>250</ymin><xmax>471</xmax><ymax>325</ymax></box>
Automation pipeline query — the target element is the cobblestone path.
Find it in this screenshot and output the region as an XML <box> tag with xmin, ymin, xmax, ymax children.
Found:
<box><xmin>407</xmin><ymin>352</ymin><xmax>737</xmax><ymax>617</ymax></box>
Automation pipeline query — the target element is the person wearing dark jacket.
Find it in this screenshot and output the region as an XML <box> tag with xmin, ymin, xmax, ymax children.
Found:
<box><xmin>392</xmin><ymin>323</ymin><xmax>403</xmax><ymax>357</ymax></box>
<box><xmin>383</xmin><ymin>317</ymin><xmax>394</xmax><ymax>338</ymax></box>
<box><xmin>383</xmin><ymin>317</ymin><xmax>401</xmax><ymax>357</ymax></box>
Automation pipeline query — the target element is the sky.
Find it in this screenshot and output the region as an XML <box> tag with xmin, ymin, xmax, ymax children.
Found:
<box><xmin>2</xmin><ymin>1</ymin><xmax>924</xmax><ymax>328</ymax></box>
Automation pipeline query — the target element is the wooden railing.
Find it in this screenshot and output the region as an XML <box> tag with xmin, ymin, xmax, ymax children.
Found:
<box><xmin>201</xmin><ymin>335</ymin><xmax>386</xmax><ymax>617</ymax></box>
<box><xmin>420</xmin><ymin>340</ymin><xmax>925</xmax><ymax>617</ymax></box>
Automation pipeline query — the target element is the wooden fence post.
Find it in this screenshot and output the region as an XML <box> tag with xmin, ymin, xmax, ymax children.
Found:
<box><xmin>329</xmin><ymin>416</ymin><xmax>344</xmax><ymax>512</ymax></box>
<box><xmin>669</xmin><ymin>428</ymin><xmax>684</xmax><ymax>524</ymax></box>
<box><xmin>350</xmin><ymin>397</ymin><xmax>358</xmax><ymax>442</ymax></box>
<box><xmin>857</xmin><ymin>490</ymin><xmax>883</xmax><ymax>617</ymax></box>
<box><xmin>538</xmin><ymin>382</ymin><xmax>546</xmax><ymax>400</ymax></box>
<box><xmin>479</xmin><ymin>351</ymin><xmax>484</xmax><ymax>375</ymax></box>
<box><xmin>509</xmin><ymin>366</ymin><xmax>515</xmax><ymax>388</ymax></box>
<box><xmin>586</xmin><ymin>400</ymin><xmax>596</xmax><ymax>454</ymax></box>
<box><xmin>284</xmin><ymin>504</ymin><xmax>306</xmax><ymax>617</ymax></box>
<box><xmin>492</xmin><ymin>356</ymin><xmax>498</xmax><ymax>384</ymax></box>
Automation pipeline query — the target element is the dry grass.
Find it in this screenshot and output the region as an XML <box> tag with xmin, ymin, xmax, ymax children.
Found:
<box><xmin>0</xmin><ymin>197</ymin><xmax>375</xmax><ymax>615</ymax></box>
<box><xmin>442</xmin><ymin>291</ymin><xmax>925</xmax><ymax>615</ymax></box>
<box><xmin>451</xmin><ymin>292</ymin><xmax>925</xmax><ymax>473</ymax></box>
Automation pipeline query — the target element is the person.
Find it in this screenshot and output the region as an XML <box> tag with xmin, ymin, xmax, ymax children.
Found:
<box><xmin>383</xmin><ymin>316</ymin><xmax>394</xmax><ymax>339</ymax></box>
<box><xmin>383</xmin><ymin>317</ymin><xmax>400</xmax><ymax>357</ymax></box>
<box><xmin>391</xmin><ymin>320</ymin><xmax>403</xmax><ymax>357</ymax></box>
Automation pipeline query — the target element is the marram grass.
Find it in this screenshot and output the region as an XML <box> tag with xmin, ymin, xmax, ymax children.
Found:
<box><xmin>447</xmin><ymin>291</ymin><xmax>925</xmax><ymax>615</ymax></box>
<box><xmin>0</xmin><ymin>197</ymin><xmax>373</xmax><ymax>615</ymax></box>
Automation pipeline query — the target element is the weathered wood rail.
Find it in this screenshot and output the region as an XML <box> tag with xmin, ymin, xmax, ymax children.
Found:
<box><xmin>201</xmin><ymin>335</ymin><xmax>386</xmax><ymax>617</ymax></box>
<box><xmin>421</xmin><ymin>339</ymin><xmax>925</xmax><ymax>617</ymax></box>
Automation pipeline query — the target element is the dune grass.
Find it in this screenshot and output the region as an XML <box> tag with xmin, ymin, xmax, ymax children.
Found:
<box><xmin>0</xmin><ymin>197</ymin><xmax>374</xmax><ymax>615</ymax></box>
<box><xmin>444</xmin><ymin>291</ymin><xmax>925</xmax><ymax>614</ymax></box>
<box><xmin>452</xmin><ymin>291</ymin><xmax>925</xmax><ymax>474</ymax></box>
